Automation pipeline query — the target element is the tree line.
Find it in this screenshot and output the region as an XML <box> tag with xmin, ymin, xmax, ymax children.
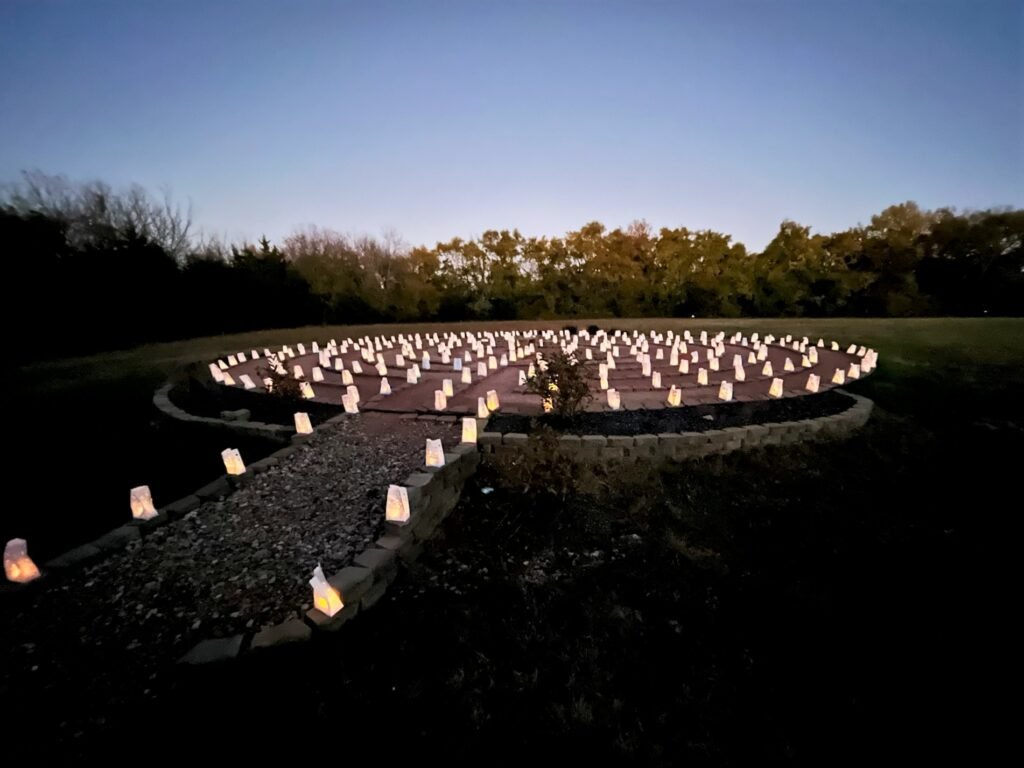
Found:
<box><xmin>3</xmin><ymin>171</ymin><xmax>1021</xmax><ymax>360</ymax></box>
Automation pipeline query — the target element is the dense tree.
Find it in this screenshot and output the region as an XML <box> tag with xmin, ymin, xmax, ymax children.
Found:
<box><xmin>2</xmin><ymin>171</ymin><xmax>1021</xmax><ymax>361</ymax></box>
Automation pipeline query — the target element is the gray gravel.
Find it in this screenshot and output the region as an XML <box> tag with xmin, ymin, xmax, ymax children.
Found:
<box><xmin>0</xmin><ymin>413</ymin><xmax>459</xmax><ymax>734</ymax></box>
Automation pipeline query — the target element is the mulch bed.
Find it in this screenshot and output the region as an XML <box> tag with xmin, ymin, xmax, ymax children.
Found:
<box><xmin>487</xmin><ymin>389</ymin><xmax>855</xmax><ymax>435</ymax></box>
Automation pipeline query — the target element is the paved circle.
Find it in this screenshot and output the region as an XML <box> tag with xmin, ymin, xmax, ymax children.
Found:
<box><xmin>214</xmin><ymin>328</ymin><xmax>876</xmax><ymax>417</ymax></box>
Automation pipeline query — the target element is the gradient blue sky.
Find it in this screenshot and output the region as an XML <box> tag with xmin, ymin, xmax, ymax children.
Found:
<box><xmin>1</xmin><ymin>0</ymin><xmax>1020</xmax><ymax>251</ymax></box>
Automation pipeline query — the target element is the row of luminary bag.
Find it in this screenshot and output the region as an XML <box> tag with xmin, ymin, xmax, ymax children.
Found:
<box><xmin>3</xmin><ymin>416</ymin><xmax>479</xmax><ymax>586</ymax></box>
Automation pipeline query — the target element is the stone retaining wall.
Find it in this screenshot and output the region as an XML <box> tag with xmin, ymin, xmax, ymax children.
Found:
<box><xmin>477</xmin><ymin>391</ymin><xmax>873</xmax><ymax>465</ymax></box>
<box><xmin>181</xmin><ymin>436</ymin><xmax>481</xmax><ymax>663</ymax></box>
<box><xmin>153</xmin><ymin>382</ymin><xmax>294</xmax><ymax>441</ymax></box>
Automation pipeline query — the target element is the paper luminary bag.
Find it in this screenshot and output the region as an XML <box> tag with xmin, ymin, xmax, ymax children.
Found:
<box><xmin>300</xmin><ymin>382</ymin><xmax>315</xmax><ymax>399</ymax></box>
<box><xmin>461</xmin><ymin>368</ymin><xmax>472</xmax><ymax>384</ymax></box>
<box><xmin>442</xmin><ymin>378</ymin><xmax>454</xmax><ymax>397</ymax></box>
<box><xmin>294</xmin><ymin>412</ymin><xmax>313</xmax><ymax>435</ymax></box>
<box><xmin>651</xmin><ymin>371</ymin><xmax>662</xmax><ymax>389</ymax></box>
<box><xmin>379</xmin><ymin>377</ymin><xmax>392</xmax><ymax>395</ymax></box>
<box><xmin>832</xmin><ymin>368</ymin><xmax>845</xmax><ymax>385</ymax></box>
<box><xmin>606</xmin><ymin>388</ymin><xmax>621</xmax><ymax>410</ymax></box>
<box><xmin>667</xmin><ymin>385</ymin><xmax>682</xmax><ymax>407</ymax></box>
<box><xmin>130</xmin><ymin>485</ymin><xmax>158</xmax><ymax>521</ymax></box>
<box><xmin>425</xmin><ymin>438</ymin><xmax>445</xmax><ymax>467</ymax></box>
<box><xmin>386</xmin><ymin>484</ymin><xmax>410</xmax><ymax>523</ymax></box>
<box><xmin>221</xmin><ymin>448</ymin><xmax>246</xmax><ymax>475</ymax></box>
<box><xmin>697</xmin><ymin>368</ymin><xmax>708</xmax><ymax>385</ymax></box>
<box><xmin>342</xmin><ymin>393</ymin><xmax>359</xmax><ymax>413</ymax></box>
<box><xmin>312</xmin><ymin>367</ymin><xmax>324</xmax><ymax>382</ymax></box>
<box><xmin>309</xmin><ymin>564</ymin><xmax>343</xmax><ymax>617</ymax></box>
<box><xmin>769</xmin><ymin>377</ymin><xmax>784</xmax><ymax>398</ymax></box>
<box><xmin>4</xmin><ymin>538</ymin><xmax>40</xmax><ymax>583</ymax></box>
<box><xmin>784</xmin><ymin>358</ymin><xmax>795</xmax><ymax>372</ymax></box>
<box><xmin>486</xmin><ymin>390</ymin><xmax>500</xmax><ymax>411</ymax></box>
<box><xmin>718</xmin><ymin>381</ymin><xmax>733</xmax><ymax>401</ymax></box>
<box><xmin>461</xmin><ymin>417</ymin><xmax>477</xmax><ymax>444</ymax></box>
<box><xmin>806</xmin><ymin>373</ymin><xmax>820</xmax><ymax>393</ymax></box>
<box><xmin>434</xmin><ymin>390</ymin><xmax>447</xmax><ymax>411</ymax></box>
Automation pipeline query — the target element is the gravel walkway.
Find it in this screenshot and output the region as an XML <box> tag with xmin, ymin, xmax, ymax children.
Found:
<box><xmin>0</xmin><ymin>413</ymin><xmax>459</xmax><ymax>737</ymax></box>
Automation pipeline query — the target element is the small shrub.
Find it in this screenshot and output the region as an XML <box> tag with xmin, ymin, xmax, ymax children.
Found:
<box><xmin>586</xmin><ymin>324</ymin><xmax>600</xmax><ymax>335</ymax></box>
<box><xmin>257</xmin><ymin>362</ymin><xmax>303</xmax><ymax>402</ymax></box>
<box><xmin>492</xmin><ymin>423</ymin><xmax>583</xmax><ymax>500</ymax></box>
<box><xmin>525</xmin><ymin>350</ymin><xmax>592</xmax><ymax>419</ymax></box>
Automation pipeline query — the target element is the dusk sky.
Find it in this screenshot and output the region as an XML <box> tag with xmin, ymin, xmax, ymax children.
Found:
<box><xmin>1</xmin><ymin>0</ymin><xmax>1020</xmax><ymax>251</ymax></box>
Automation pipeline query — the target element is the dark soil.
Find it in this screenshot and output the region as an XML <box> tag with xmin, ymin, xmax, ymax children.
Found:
<box><xmin>170</xmin><ymin>377</ymin><xmax>343</xmax><ymax>426</ymax></box>
<box><xmin>488</xmin><ymin>389</ymin><xmax>854</xmax><ymax>434</ymax></box>
<box><xmin>13</xmin><ymin>407</ymin><xmax>1008</xmax><ymax>764</ymax></box>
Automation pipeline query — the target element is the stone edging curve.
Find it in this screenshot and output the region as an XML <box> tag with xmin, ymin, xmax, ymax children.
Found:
<box><xmin>477</xmin><ymin>391</ymin><xmax>874</xmax><ymax>464</ymax></box>
<box><xmin>153</xmin><ymin>382</ymin><xmax>294</xmax><ymax>441</ymax></box>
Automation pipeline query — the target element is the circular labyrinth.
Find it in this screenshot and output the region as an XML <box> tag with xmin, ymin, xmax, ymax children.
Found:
<box><xmin>211</xmin><ymin>328</ymin><xmax>876</xmax><ymax>416</ymax></box>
